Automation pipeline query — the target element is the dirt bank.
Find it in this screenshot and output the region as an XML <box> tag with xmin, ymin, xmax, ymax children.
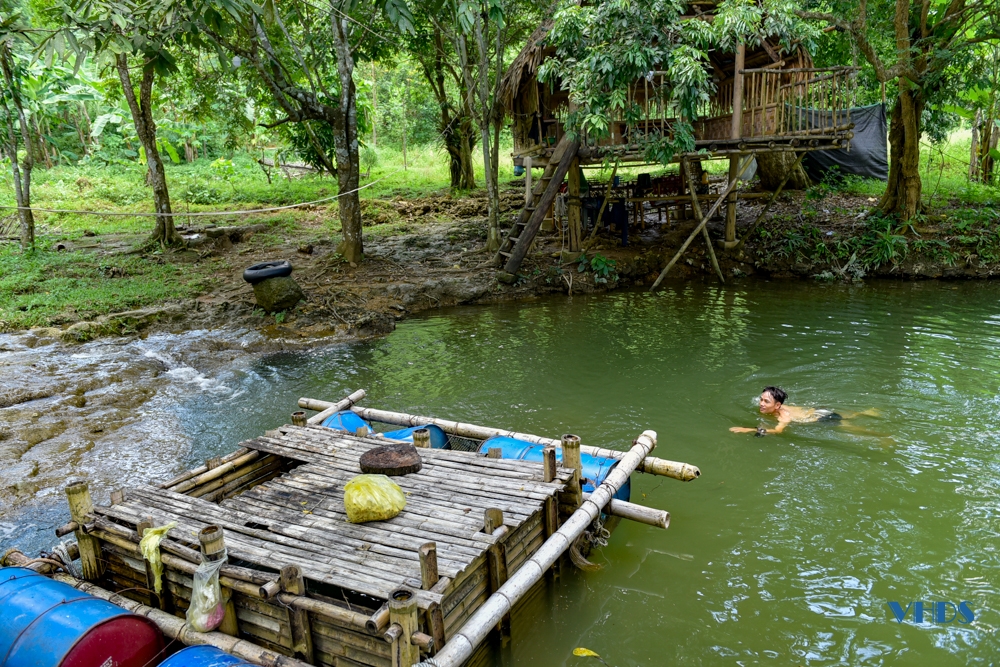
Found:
<box><xmin>11</xmin><ymin>184</ymin><xmax>1000</xmax><ymax>346</ymax></box>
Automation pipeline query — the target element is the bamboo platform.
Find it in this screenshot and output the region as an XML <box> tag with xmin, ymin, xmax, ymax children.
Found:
<box><xmin>62</xmin><ymin>422</ymin><xmax>577</xmax><ymax>667</ymax></box>
<box><xmin>6</xmin><ymin>391</ymin><xmax>695</xmax><ymax>667</ymax></box>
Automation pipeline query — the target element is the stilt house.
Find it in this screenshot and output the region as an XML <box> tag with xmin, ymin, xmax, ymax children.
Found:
<box><xmin>494</xmin><ymin>16</ymin><xmax>858</xmax><ymax>279</ymax></box>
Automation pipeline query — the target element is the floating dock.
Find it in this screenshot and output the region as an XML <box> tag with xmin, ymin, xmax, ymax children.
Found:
<box><xmin>2</xmin><ymin>390</ymin><xmax>699</xmax><ymax>667</ymax></box>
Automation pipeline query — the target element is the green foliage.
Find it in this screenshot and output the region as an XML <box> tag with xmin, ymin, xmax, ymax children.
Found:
<box><xmin>578</xmin><ymin>252</ymin><xmax>618</xmax><ymax>284</ymax></box>
<box><xmin>863</xmin><ymin>217</ymin><xmax>908</xmax><ymax>269</ymax></box>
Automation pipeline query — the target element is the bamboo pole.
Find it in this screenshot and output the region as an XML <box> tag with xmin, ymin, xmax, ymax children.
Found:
<box><xmin>413</xmin><ymin>431</ymin><xmax>658</xmax><ymax>667</ymax></box>
<box><xmin>350</xmin><ymin>406</ymin><xmax>692</xmax><ymax>478</ymax></box>
<box><xmin>681</xmin><ymin>157</ymin><xmax>725</xmax><ymax>283</ymax></box>
<box><xmin>389</xmin><ymin>588</ymin><xmax>420</xmax><ymax>667</ymax></box>
<box><xmin>300</xmin><ymin>388</ymin><xmax>367</xmax><ymax>425</ymax></box>
<box><xmin>649</xmin><ymin>153</ymin><xmax>757</xmax><ymax>292</ymax></box>
<box><xmin>580</xmin><ymin>493</ymin><xmax>670</xmax><ymax>529</ymax></box>
<box><xmin>296</xmin><ymin>401</ymin><xmax>699</xmax><ymax>481</ymax></box>
<box><xmin>172</xmin><ymin>451</ymin><xmax>262</xmax><ymax>495</ymax></box>
<box><xmin>561</xmin><ymin>435</ymin><xmax>583</xmax><ymax>510</ymax></box>
<box><xmin>49</xmin><ymin>573</ymin><xmax>313</xmax><ymax>667</ymax></box>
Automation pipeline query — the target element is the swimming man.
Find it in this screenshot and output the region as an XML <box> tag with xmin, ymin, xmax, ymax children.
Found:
<box><xmin>730</xmin><ymin>386</ymin><xmax>848</xmax><ymax>436</ymax></box>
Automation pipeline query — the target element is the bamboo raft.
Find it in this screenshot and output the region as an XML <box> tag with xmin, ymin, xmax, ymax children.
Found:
<box><xmin>3</xmin><ymin>390</ymin><xmax>700</xmax><ymax>667</ymax></box>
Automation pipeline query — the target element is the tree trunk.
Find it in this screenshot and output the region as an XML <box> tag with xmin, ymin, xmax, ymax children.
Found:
<box><xmin>462</xmin><ymin>23</ymin><xmax>500</xmax><ymax>252</ymax></box>
<box><xmin>116</xmin><ymin>55</ymin><xmax>182</xmax><ymax>246</ymax></box>
<box><xmin>970</xmin><ymin>109</ymin><xmax>981</xmax><ymax>181</ymax></box>
<box><xmin>422</xmin><ymin>27</ymin><xmax>477</xmax><ymax>190</ymax></box>
<box><xmin>879</xmin><ymin>85</ymin><xmax>923</xmax><ymax>220</ymax></box>
<box><xmin>756</xmin><ymin>151</ymin><xmax>812</xmax><ymax>190</ymax></box>
<box><xmin>331</xmin><ymin>15</ymin><xmax>363</xmax><ymax>264</ymax></box>
<box><xmin>1</xmin><ymin>45</ymin><xmax>35</xmax><ymax>251</ymax></box>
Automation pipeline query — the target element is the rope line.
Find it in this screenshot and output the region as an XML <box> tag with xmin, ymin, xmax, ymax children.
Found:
<box><xmin>0</xmin><ymin>162</ymin><xmax>412</xmax><ymax>217</ymax></box>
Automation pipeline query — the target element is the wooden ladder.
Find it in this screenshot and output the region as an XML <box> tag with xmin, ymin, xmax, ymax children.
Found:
<box><xmin>493</xmin><ymin>135</ymin><xmax>577</xmax><ymax>270</ymax></box>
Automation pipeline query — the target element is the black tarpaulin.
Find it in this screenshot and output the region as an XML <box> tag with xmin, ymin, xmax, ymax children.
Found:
<box><xmin>798</xmin><ymin>103</ymin><xmax>888</xmax><ymax>182</ymax></box>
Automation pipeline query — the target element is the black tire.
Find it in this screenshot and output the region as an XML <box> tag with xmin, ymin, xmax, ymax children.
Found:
<box><xmin>243</xmin><ymin>259</ymin><xmax>293</xmax><ymax>284</ymax></box>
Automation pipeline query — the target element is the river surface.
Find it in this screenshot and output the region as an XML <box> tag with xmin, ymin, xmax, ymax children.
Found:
<box><xmin>3</xmin><ymin>280</ymin><xmax>1000</xmax><ymax>666</ymax></box>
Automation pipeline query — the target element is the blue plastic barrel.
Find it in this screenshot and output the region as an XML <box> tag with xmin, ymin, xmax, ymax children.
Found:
<box><xmin>479</xmin><ymin>436</ymin><xmax>631</xmax><ymax>502</ymax></box>
<box><xmin>158</xmin><ymin>646</ymin><xmax>244</xmax><ymax>667</ymax></box>
<box><xmin>0</xmin><ymin>567</ymin><xmax>164</xmax><ymax>667</ymax></box>
<box><xmin>320</xmin><ymin>410</ymin><xmax>372</xmax><ymax>433</ymax></box>
<box><xmin>382</xmin><ymin>424</ymin><xmax>449</xmax><ymax>448</ymax></box>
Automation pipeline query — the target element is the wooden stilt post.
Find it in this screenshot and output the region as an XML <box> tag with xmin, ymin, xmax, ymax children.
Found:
<box><xmin>726</xmin><ymin>43</ymin><xmax>746</xmax><ymax>244</ymax></box>
<box><xmin>568</xmin><ymin>157</ymin><xmax>582</xmax><ymax>251</ymax></box>
<box><xmin>389</xmin><ymin>588</ymin><xmax>420</xmax><ymax>667</ymax></box>
<box><xmin>65</xmin><ymin>482</ymin><xmax>102</xmax><ymax>580</ymax></box>
<box><xmin>524</xmin><ymin>156</ymin><xmax>533</xmax><ymax>205</ymax></box>
<box><xmin>281</xmin><ymin>565</ymin><xmax>315</xmax><ymax>663</ymax></box>
<box><xmin>649</xmin><ymin>153</ymin><xmax>756</xmax><ymax>292</ymax></box>
<box><xmin>199</xmin><ymin>525</ymin><xmax>239</xmax><ymax>637</ymax></box>
<box><xmin>291</xmin><ymin>411</ymin><xmax>307</xmax><ymax>426</ymax></box>
<box><xmin>734</xmin><ymin>151</ymin><xmax>807</xmax><ymax>252</ymax></box>
<box><xmin>681</xmin><ymin>158</ymin><xmax>725</xmax><ymax>284</ymax></box>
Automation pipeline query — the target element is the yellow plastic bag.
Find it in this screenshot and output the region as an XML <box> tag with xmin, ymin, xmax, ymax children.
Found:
<box><xmin>344</xmin><ymin>474</ymin><xmax>406</xmax><ymax>523</ymax></box>
<box><xmin>138</xmin><ymin>521</ymin><xmax>177</xmax><ymax>595</ymax></box>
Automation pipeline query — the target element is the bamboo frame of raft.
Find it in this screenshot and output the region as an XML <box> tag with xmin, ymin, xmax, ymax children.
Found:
<box><xmin>19</xmin><ymin>391</ymin><xmax>692</xmax><ymax>667</ymax></box>
<box><xmin>297</xmin><ymin>393</ymin><xmax>700</xmax><ymax>482</ymax></box>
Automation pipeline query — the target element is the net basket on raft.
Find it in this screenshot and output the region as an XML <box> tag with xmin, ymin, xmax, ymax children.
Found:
<box><xmin>2</xmin><ymin>389</ymin><xmax>700</xmax><ymax>667</ymax></box>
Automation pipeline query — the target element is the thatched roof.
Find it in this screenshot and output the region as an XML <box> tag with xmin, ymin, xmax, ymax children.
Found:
<box><xmin>498</xmin><ymin>20</ymin><xmax>553</xmax><ymax>111</ymax></box>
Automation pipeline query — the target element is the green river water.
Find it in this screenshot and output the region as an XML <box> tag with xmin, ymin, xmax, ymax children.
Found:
<box><xmin>5</xmin><ymin>280</ymin><xmax>1000</xmax><ymax>665</ymax></box>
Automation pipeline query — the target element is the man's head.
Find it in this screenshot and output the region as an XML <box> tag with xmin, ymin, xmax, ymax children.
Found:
<box><xmin>759</xmin><ymin>386</ymin><xmax>787</xmax><ymax>414</ymax></box>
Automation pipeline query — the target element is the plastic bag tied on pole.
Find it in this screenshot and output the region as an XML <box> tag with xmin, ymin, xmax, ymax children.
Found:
<box><xmin>186</xmin><ymin>547</ymin><xmax>228</xmax><ymax>632</ymax></box>
<box><xmin>138</xmin><ymin>521</ymin><xmax>177</xmax><ymax>595</ymax></box>
<box><xmin>343</xmin><ymin>474</ymin><xmax>406</xmax><ymax>523</ymax></box>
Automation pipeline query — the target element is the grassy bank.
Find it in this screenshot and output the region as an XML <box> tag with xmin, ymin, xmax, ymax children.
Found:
<box><xmin>2</xmin><ymin>133</ymin><xmax>999</xmax><ymax>332</ymax></box>
<box><xmin>0</xmin><ymin>143</ymin><xmax>515</xmax><ymax>331</ymax></box>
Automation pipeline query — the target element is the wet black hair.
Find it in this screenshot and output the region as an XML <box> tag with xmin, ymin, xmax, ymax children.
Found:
<box><xmin>762</xmin><ymin>386</ymin><xmax>787</xmax><ymax>405</ymax></box>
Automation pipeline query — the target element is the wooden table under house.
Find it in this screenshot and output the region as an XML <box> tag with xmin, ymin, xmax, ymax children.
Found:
<box><xmin>5</xmin><ymin>390</ymin><xmax>698</xmax><ymax>667</ymax></box>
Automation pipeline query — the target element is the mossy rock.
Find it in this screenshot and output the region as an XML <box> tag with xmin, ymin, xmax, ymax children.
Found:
<box><xmin>252</xmin><ymin>276</ymin><xmax>304</xmax><ymax>313</ymax></box>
